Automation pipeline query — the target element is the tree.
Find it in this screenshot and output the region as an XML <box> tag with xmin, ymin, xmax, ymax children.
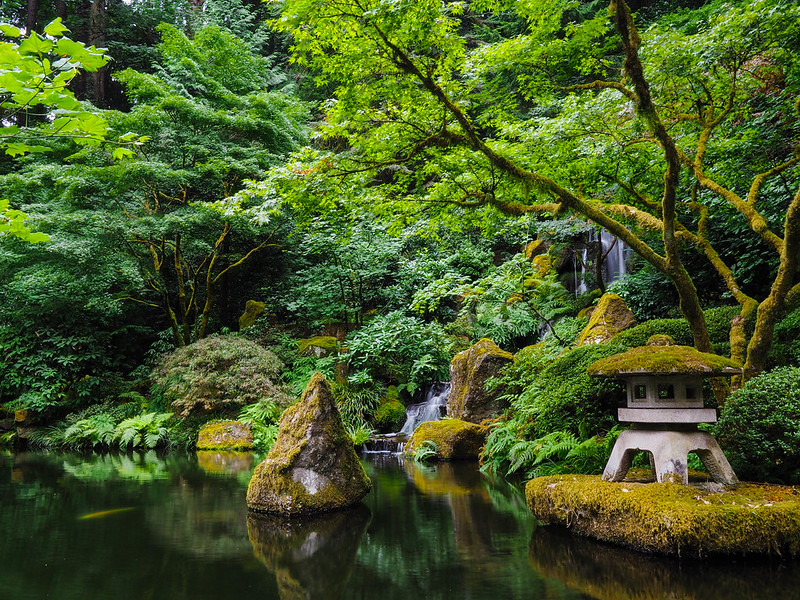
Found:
<box><xmin>263</xmin><ymin>0</ymin><xmax>800</xmax><ymax>385</ymax></box>
<box><xmin>0</xmin><ymin>17</ymin><xmax>145</xmax><ymax>240</ymax></box>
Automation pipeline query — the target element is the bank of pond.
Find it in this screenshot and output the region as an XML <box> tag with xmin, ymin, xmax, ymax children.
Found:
<box><xmin>3</xmin><ymin>450</ymin><xmax>800</xmax><ymax>600</ymax></box>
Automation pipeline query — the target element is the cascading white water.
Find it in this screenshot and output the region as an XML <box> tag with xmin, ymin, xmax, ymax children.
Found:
<box><xmin>399</xmin><ymin>381</ymin><xmax>450</xmax><ymax>437</ymax></box>
<box><xmin>573</xmin><ymin>228</ymin><xmax>628</xmax><ymax>295</ymax></box>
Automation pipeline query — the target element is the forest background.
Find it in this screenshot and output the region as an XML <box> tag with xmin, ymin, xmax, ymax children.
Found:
<box><xmin>1</xmin><ymin>0</ymin><xmax>799</xmax><ymax>483</ymax></box>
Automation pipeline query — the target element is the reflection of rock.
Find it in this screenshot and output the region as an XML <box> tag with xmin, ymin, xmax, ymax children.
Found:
<box><xmin>197</xmin><ymin>420</ymin><xmax>254</xmax><ymax>450</ymax></box>
<box><xmin>196</xmin><ymin>450</ymin><xmax>254</xmax><ymax>475</ymax></box>
<box><xmin>404</xmin><ymin>419</ymin><xmax>487</xmax><ymax>460</ymax></box>
<box><xmin>247</xmin><ymin>373</ymin><xmax>371</xmax><ymax>514</ymax></box>
<box><xmin>448</xmin><ymin>339</ymin><xmax>513</xmax><ymax>423</ymax></box>
<box><xmin>529</xmin><ymin>526</ymin><xmax>800</xmax><ymax>600</ymax></box>
<box><xmin>248</xmin><ymin>504</ymin><xmax>371</xmax><ymax>600</ymax></box>
<box><xmin>578</xmin><ymin>292</ymin><xmax>637</xmax><ymax>345</ymax></box>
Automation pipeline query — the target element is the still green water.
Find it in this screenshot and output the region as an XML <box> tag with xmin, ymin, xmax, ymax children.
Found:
<box><xmin>2</xmin><ymin>450</ymin><xmax>800</xmax><ymax>600</ymax></box>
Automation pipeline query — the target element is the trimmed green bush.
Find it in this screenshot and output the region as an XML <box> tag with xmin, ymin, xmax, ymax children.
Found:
<box><xmin>612</xmin><ymin>319</ymin><xmax>693</xmax><ymax>348</ymax></box>
<box><xmin>715</xmin><ymin>367</ymin><xmax>800</xmax><ymax>484</ymax></box>
<box><xmin>152</xmin><ymin>335</ymin><xmax>292</xmax><ymax>418</ymax></box>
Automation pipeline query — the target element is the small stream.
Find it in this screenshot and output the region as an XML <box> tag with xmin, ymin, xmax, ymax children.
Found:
<box><xmin>2</xmin><ymin>450</ymin><xmax>800</xmax><ymax>600</ymax></box>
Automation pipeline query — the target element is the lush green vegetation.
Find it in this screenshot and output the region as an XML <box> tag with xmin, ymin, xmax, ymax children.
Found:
<box><xmin>1</xmin><ymin>0</ymin><xmax>799</xmax><ymax>482</ymax></box>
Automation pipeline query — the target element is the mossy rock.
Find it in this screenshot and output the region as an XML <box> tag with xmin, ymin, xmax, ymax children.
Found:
<box><xmin>578</xmin><ymin>293</ymin><xmax>637</xmax><ymax>345</ymax></box>
<box><xmin>197</xmin><ymin>420</ymin><xmax>254</xmax><ymax>450</ymax></box>
<box><xmin>448</xmin><ymin>338</ymin><xmax>513</xmax><ymax>423</ymax></box>
<box><xmin>527</xmin><ymin>474</ymin><xmax>800</xmax><ymax>557</ymax></box>
<box><xmin>246</xmin><ymin>373</ymin><xmax>371</xmax><ymax>515</ymax></box>
<box><xmin>403</xmin><ymin>418</ymin><xmax>488</xmax><ymax>461</ymax></box>
<box><xmin>297</xmin><ymin>336</ymin><xmax>339</xmax><ymax>357</ymax></box>
<box><xmin>239</xmin><ymin>299</ymin><xmax>266</xmax><ymax>330</ymax></box>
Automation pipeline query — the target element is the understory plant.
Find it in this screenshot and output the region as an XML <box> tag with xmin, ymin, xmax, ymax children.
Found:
<box><xmin>237</xmin><ymin>399</ymin><xmax>284</xmax><ymax>451</ymax></box>
<box><xmin>715</xmin><ymin>366</ymin><xmax>800</xmax><ymax>484</ymax></box>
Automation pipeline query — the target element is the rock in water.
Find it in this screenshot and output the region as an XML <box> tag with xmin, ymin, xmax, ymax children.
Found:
<box><xmin>246</xmin><ymin>373</ymin><xmax>371</xmax><ymax>515</ymax></box>
<box><xmin>448</xmin><ymin>338</ymin><xmax>513</xmax><ymax>423</ymax></box>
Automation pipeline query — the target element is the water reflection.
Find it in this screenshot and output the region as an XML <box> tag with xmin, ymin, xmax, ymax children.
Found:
<box><xmin>248</xmin><ymin>505</ymin><xmax>371</xmax><ymax>600</ymax></box>
<box><xmin>529</xmin><ymin>526</ymin><xmax>800</xmax><ymax>600</ymax></box>
<box><xmin>196</xmin><ymin>450</ymin><xmax>254</xmax><ymax>475</ymax></box>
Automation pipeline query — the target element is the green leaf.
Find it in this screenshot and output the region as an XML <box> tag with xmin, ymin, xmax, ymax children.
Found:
<box><xmin>18</xmin><ymin>32</ymin><xmax>53</xmax><ymax>55</ymax></box>
<box><xmin>0</xmin><ymin>24</ymin><xmax>21</xmax><ymax>38</ymax></box>
<box><xmin>43</xmin><ymin>18</ymin><xmax>70</xmax><ymax>38</ymax></box>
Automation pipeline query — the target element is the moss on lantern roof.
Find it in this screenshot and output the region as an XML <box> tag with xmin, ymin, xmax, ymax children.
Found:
<box><xmin>587</xmin><ymin>336</ymin><xmax>742</xmax><ymax>377</ymax></box>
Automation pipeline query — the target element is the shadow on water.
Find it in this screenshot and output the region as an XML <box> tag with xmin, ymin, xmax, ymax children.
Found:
<box><xmin>248</xmin><ymin>504</ymin><xmax>371</xmax><ymax>600</ymax></box>
<box><xmin>529</xmin><ymin>525</ymin><xmax>800</xmax><ymax>600</ymax></box>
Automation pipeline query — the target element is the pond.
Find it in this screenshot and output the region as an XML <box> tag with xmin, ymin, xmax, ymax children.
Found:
<box><xmin>2</xmin><ymin>450</ymin><xmax>800</xmax><ymax>600</ymax></box>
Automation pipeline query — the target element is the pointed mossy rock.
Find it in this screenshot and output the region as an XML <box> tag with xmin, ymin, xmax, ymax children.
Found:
<box><xmin>246</xmin><ymin>373</ymin><xmax>371</xmax><ymax>515</ymax></box>
<box><xmin>578</xmin><ymin>293</ymin><xmax>637</xmax><ymax>346</ymax></box>
<box><xmin>448</xmin><ymin>338</ymin><xmax>513</xmax><ymax>423</ymax></box>
<box><xmin>403</xmin><ymin>418</ymin><xmax>488</xmax><ymax>461</ymax></box>
<box><xmin>196</xmin><ymin>420</ymin><xmax>254</xmax><ymax>450</ymax></box>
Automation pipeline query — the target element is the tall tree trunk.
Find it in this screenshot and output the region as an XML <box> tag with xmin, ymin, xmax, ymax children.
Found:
<box><xmin>89</xmin><ymin>0</ymin><xmax>107</xmax><ymax>107</ymax></box>
<box><xmin>25</xmin><ymin>0</ymin><xmax>39</xmax><ymax>35</ymax></box>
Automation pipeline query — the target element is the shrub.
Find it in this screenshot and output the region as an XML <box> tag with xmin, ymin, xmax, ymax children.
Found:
<box><xmin>481</xmin><ymin>342</ymin><xmax>625</xmax><ymax>477</ymax></box>
<box><xmin>769</xmin><ymin>307</ymin><xmax>800</xmax><ymax>368</ymax></box>
<box><xmin>374</xmin><ymin>400</ymin><xmax>406</xmax><ymax>433</ymax></box>
<box><xmin>612</xmin><ymin>318</ymin><xmax>693</xmax><ymax>348</ymax></box>
<box><xmin>344</xmin><ymin>310</ymin><xmax>453</xmax><ymax>395</ymax></box>
<box><xmin>152</xmin><ymin>334</ymin><xmax>292</xmax><ymax>418</ymax></box>
<box><xmin>715</xmin><ymin>367</ymin><xmax>800</xmax><ymax>484</ymax></box>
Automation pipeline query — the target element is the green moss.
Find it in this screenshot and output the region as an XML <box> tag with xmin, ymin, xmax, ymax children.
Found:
<box><xmin>196</xmin><ymin>420</ymin><xmax>254</xmax><ymax>450</ymax></box>
<box><xmin>588</xmin><ymin>345</ymin><xmax>742</xmax><ymax>376</ymax></box>
<box><xmin>403</xmin><ymin>418</ymin><xmax>488</xmax><ymax>460</ymax></box>
<box><xmin>527</xmin><ymin>474</ymin><xmax>800</xmax><ymax>557</ymax></box>
<box><xmin>578</xmin><ymin>293</ymin><xmax>637</xmax><ymax>345</ymax></box>
<box><xmin>239</xmin><ymin>300</ymin><xmax>266</xmax><ymax>330</ymax></box>
<box><xmin>297</xmin><ymin>336</ymin><xmax>340</xmax><ymax>356</ymax></box>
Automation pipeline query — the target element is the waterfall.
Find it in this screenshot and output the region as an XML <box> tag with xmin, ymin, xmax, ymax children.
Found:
<box><xmin>572</xmin><ymin>228</ymin><xmax>628</xmax><ymax>295</ymax></box>
<box><xmin>399</xmin><ymin>382</ymin><xmax>450</xmax><ymax>437</ymax></box>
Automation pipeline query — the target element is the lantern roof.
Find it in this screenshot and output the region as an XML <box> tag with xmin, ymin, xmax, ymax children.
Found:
<box><xmin>587</xmin><ymin>335</ymin><xmax>742</xmax><ymax>377</ymax></box>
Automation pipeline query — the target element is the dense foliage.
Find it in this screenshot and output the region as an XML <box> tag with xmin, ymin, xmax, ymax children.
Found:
<box><xmin>715</xmin><ymin>367</ymin><xmax>800</xmax><ymax>483</ymax></box>
<box><xmin>1</xmin><ymin>0</ymin><xmax>799</xmax><ymax>480</ymax></box>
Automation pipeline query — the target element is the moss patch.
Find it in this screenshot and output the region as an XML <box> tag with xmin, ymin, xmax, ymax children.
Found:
<box><xmin>196</xmin><ymin>420</ymin><xmax>254</xmax><ymax>450</ymax></box>
<box><xmin>527</xmin><ymin>474</ymin><xmax>800</xmax><ymax>557</ymax></box>
<box><xmin>578</xmin><ymin>293</ymin><xmax>637</xmax><ymax>345</ymax></box>
<box><xmin>297</xmin><ymin>336</ymin><xmax>339</xmax><ymax>356</ymax></box>
<box><xmin>403</xmin><ymin>418</ymin><xmax>488</xmax><ymax>460</ymax></box>
<box><xmin>587</xmin><ymin>345</ymin><xmax>742</xmax><ymax>376</ymax></box>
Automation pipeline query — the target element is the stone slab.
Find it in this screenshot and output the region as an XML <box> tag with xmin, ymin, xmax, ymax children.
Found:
<box><xmin>617</xmin><ymin>407</ymin><xmax>717</xmax><ymax>423</ymax></box>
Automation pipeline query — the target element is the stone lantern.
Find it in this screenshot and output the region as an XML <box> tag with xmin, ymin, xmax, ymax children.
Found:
<box><xmin>587</xmin><ymin>335</ymin><xmax>741</xmax><ymax>486</ymax></box>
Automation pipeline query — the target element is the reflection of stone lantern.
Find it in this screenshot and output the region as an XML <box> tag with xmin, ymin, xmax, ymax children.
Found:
<box><xmin>588</xmin><ymin>335</ymin><xmax>741</xmax><ymax>485</ymax></box>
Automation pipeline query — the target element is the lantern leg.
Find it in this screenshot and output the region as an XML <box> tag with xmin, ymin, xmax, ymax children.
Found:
<box><xmin>602</xmin><ymin>429</ymin><xmax>737</xmax><ymax>486</ymax></box>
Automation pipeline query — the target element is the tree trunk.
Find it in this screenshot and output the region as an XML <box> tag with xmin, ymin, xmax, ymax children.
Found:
<box><xmin>88</xmin><ymin>0</ymin><xmax>107</xmax><ymax>107</ymax></box>
<box><xmin>25</xmin><ymin>0</ymin><xmax>39</xmax><ymax>35</ymax></box>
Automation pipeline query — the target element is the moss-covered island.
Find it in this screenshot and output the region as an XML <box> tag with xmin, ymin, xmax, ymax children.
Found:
<box><xmin>246</xmin><ymin>373</ymin><xmax>371</xmax><ymax>515</ymax></box>
<box><xmin>527</xmin><ymin>474</ymin><xmax>800</xmax><ymax>557</ymax></box>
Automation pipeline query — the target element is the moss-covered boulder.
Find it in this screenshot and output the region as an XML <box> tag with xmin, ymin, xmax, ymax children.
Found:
<box><xmin>239</xmin><ymin>299</ymin><xmax>266</xmax><ymax>330</ymax></box>
<box><xmin>246</xmin><ymin>373</ymin><xmax>371</xmax><ymax>515</ymax></box>
<box><xmin>197</xmin><ymin>420</ymin><xmax>254</xmax><ymax>450</ymax></box>
<box><xmin>578</xmin><ymin>293</ymin><xmax>637</xmax><ymax>345</ymax></box>
<box><xmin>448</xmin><ymin>338</ymin><xmax>513</xmax><ymax>423</ymax></box>
<box><xmin>297</xmin><ymin>336</ymin><xmax>339</xmax><ymax>357</ymax></box>
<box><xmin>403</xmin><ymin>419</ymin><xmax>488</xmax><ymax>460</ymax></box>
<box><xmin>527</xmin><ymin>474</ymin><xmax>800</xmax><ymax>557</ymax></box>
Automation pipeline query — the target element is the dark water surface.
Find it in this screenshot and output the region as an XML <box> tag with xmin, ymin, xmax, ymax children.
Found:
<box><xmin>2</xmin><ymin>450</ymin><xmax>800</xmax><ymax>600</ymax></box>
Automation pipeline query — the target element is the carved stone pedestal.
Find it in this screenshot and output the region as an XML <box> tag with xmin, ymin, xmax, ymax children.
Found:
<box><xmin>603</xmin><ymin>427</ymin><xmax>738</xmax><ymax>485</ymax></box>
